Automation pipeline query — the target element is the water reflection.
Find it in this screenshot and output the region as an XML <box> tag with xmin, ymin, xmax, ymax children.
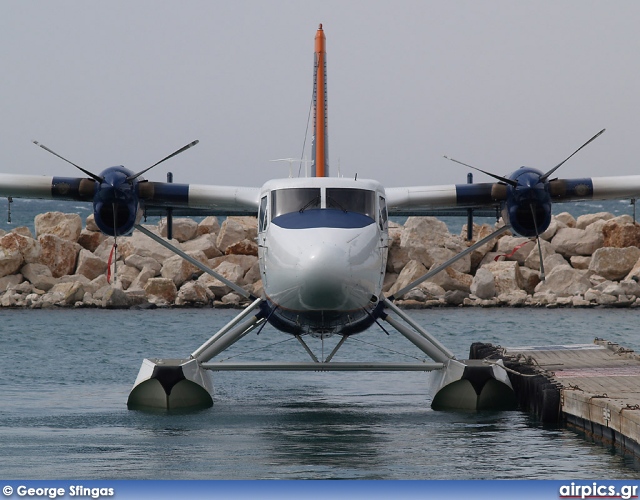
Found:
<box><xmin>260</xmin><ymin>400</ymin><xmax>386</xmax><ymax>475</ymax></box>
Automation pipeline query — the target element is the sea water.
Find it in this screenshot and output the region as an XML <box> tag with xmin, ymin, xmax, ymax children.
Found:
<box><xmin>1</xmin><ymin>307</ymin><xmax>639</xmax><ymax>479</ymax></box>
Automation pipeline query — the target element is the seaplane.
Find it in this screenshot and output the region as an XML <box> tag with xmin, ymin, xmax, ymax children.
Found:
<box><xmin>1</xmin><ymin>25</ymin><xmax>639</xmax><ymax>411</ymax></box>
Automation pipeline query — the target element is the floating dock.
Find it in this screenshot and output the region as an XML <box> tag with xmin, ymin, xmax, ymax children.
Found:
<box><xmin>470</xmin><ymin>339</ymin><xmax>640</xmax><ymax>457</ymax></box>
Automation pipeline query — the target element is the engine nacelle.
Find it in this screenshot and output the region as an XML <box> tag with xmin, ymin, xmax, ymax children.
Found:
<box><xmin>92</xmin><ymin>166</ymin><xmax>142</xmax><ymax>236</ymax></box>
<box><xmin>501</xmin><ymin>167</ymin><xmax>553</xmax><ymax>238</ymax></box>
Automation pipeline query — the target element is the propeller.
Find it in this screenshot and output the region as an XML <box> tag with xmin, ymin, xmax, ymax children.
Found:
<box><xmin>34</xmin><ymin>139</ymin><xmax>200</xmax><ymax>239</ymax></box>
<box><xmin>443</xmin><ymin>156</ymin><xmax>518</xmax><ymax>187</ymax></box>
<box><xmin>540</xmin><ymin>128</ymin><xmax>605</xmax><ymax>182</ymax></box>
<box><xmin>33</xmin><ymin>141</ymin><xmax>104</xmax><ymax>183</ymax></box>
<box><xmin>126</xmin><ymin>140</ymin><xmax>199</xmax><ymax>182</ymax></box>
<box><xmin>444</xmin><ymin>128</ymin><xmax>606</xmax><ymax>239</ymax></box>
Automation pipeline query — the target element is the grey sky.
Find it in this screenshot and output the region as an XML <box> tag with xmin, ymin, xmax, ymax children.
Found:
<box><xmin>2</xmin><ymin>1</ymin><xmax>639</xmax><ymax>189</ymax></box>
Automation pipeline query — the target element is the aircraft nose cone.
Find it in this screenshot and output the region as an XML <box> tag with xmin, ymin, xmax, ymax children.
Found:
<box><xmin>298</xmin><ymin>246</ymin><xmax>350</xmax><ymax>310</ymax></box>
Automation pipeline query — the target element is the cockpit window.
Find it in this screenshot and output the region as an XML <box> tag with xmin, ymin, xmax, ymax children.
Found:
<box><xmin>272</xmin><ymin>188</ymin><xmax>321</xmax><ymax>219</ymax></box>
<box><xmin>326</xmin><ymin>188</ymin><xmax>376</xmax><ymax>220</ymax></box>
<box><xmin>379</xmin><ymin>196</ymin><xmax>388</xmax><ymax>230</ymax></box>
<box><xmin>258</xmin><ymin>195</ymin><xmax>268</xmax><ymax>232</ymax></box>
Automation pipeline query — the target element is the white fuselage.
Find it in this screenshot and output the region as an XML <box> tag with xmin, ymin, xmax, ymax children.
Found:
<box><xmin>257</xmin><ymin>177</ymin><xmax>389</xmax><ymax>335</ymax></box>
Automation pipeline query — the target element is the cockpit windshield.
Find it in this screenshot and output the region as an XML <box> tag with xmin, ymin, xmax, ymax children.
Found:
<box><xmin>326</xmin><ymin>188</ymin><xmax>376</xmax><ymax>220</ymax></box>
<box><xmin>270</xmin><ymin>187</ymin><xmax>377</xmax><ymax>221</ymax></box>
<box><xmin>272</xmin><ymin>188</ymin><xmax>321</xmax><ymax>219</ymax></box>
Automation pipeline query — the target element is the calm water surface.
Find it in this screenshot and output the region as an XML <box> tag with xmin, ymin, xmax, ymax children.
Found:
<box><xmin>1</xmin><ymin>307</ymin><xmax>640</xmax><ymax>479</ymax></box>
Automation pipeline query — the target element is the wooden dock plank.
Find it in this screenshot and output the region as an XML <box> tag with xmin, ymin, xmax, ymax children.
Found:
<box><xmin>501</xmin><ymin>339</ymin><xmax>640</xmax><ymax>457</ymax></box>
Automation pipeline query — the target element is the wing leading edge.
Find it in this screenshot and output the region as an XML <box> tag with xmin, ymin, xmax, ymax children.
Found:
<box><xmin>0</xmin><ymin>174</ymin><xmax>260</xmax><ymax>217</ymax></box>
<box><xmin>386</xmin><ymin>175</ymin><xmax>640</xmax><ymax>217</ymax></box>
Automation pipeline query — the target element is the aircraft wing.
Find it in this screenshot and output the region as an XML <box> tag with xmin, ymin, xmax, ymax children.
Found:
<box><xmin>386</xmin><ymin>183</ymin><xmax>496</xmax><ymax>216</ymax></box>
<box><xmin>0</xmin><ymin>174</ymin><xmax>260</xmax><ymax>217</ymax></box>
<box><xmin>386</xmin><ymin>175</ymin><xmax>640</xmax><ymax>217</ymax></box>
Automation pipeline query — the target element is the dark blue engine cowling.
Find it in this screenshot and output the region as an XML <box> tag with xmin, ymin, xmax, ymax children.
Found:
<box><xmin>502</xmin><ymin>167</ymin><xmax>552</xmax><ymax>238</ymax></box>
<box><xmin>92</xmin><ymin>166</ymin><xmax>141</xmax><ymax>236</ymax></box>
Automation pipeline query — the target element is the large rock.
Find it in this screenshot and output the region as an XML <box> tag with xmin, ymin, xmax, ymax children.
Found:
<box><xmin>444</xmin><ymin>290</ymin><xmax>468</xmax><ymax>306</ymax></box>
<box><xmin>229</xmin><ymin>216</ymin><xmax>258</xmax><ymax>241</ymax></box>
<box><xmin>77</xmin><ymin>229</ymin><xmax>108</xmax><ymax>252</ymax></box>
<box><xmin>161</xmin><ymin>250</ymin><xmax>210</xmax><ymax>287</ymax></box>
<box><xmin>158</xmin><ymin>217</ymin><xmax>199</xmax><ymax>242</ymax></box>
<box><xmin>570</xmin><ymin>256</ymin><xmax>591</xmax><ymax>270</ymax></box>
<box><xmin>144</xmin><ymin>277</ymin><xmax>178</xmax><ymax>305</ymax></box>
<box><xmin>35</xmin><ymin>212</ymin><xmax>82</xmax><ymax>241</ymax></box>
<box><xmin>124</xmin><ymin>254</ymin><xmax>162</xmax><ymax>274</ymax></box>
<box><xmin>520</xmin><ymin>267</ymin><xmax>541</xmax><ymax>295</ymax></box>
<box><xmin>209</xmin><ymin>255</ymin><xmax>258</xmax><ymax>274</ymax></box>
<box><xmin>0</xmin><ymin>274</ymin><xmax>24</xmax><ymax>292</ymax></box>
<box><xmin>128</xmin><ymin>265</ymin><xmax>157</xmax><ymax>291</ymax></box>
<box><xmin>540</xmin><ymin>217</ymin><xmax>562</xmax><ymax>241</ymax></box>
<box><xmin>426</xmin><ymin>265</ymin><xmax>473</xmax><ymax>293</ymax></box>
<box><xmin>602</xmin><ymin>221</ymin><xmax>640</xmax><ymax>248</ymax></box>
<box><xmin>480</xmin><ymin>261</ymin><xmax>524</xmax><ymax>295</ymax></box>
<box><xmin>555</xmin><ymin>212</ymin><xmax>577</xmax><ymax>228</ymax></box>
<box><xmin>544</xmin><ymin>253</ymin><xmax>570</xmax><ymax>273</ymax></box>
<box><xmin>117</xmin><ymin>227</ymin><xmax>174</xmax><ymax>262</ymax></box>
<box><xmin>416</xmin><ymin>281</ymin><xmax>446</xmax><ymax>300</ymax></box>
<box><xmin>618</xmin><ymin>279</ymin><xmax>640</xmax><ymax>298</ymax></box>
<box><xmin>589</xmin><ymin>247</ymin><xmax>640</xmax><ymax>281</ymax></box>
<box><xmin>114</xmin><ymin>264</ymin><xmax>140</xmax><ymax>290</ymax></box>
<box><xmin>524</xmin><ymin>239</ymin><xmax>556</xmax><ymax>271</ymax></box>
<box><xmin>175</xmin><ymin>281</ymin><xmax>211</xmax><ymax>306</ymax></box>
<box><xmin>534</xmin><ymin>265</ymin><xmax>592</xmax><ymax>297</ymax></box>
<box><xmin>197</xmin><ymin>216</ymin><xmax>221</xmax><ymax>236</ymax></box>
<box><xmin>197</xmin><ymin>261</ymin><xmax>245</xmax><ymax>297</ymax></box>
<box><xmin>400</xmin><ymin>216</ymin><xmax>450</xmax><ymax>249</ymax></box>
<box><xmin>216</xmin><ymin>219</ymin><xmax>247</xmax><ymax>253</ymax></box>
<box><xmin>75</xmin><ymin>249</ymin><xmax>108</xmax><ymax>281</ymax></box>
<box><xmin>388</xmin><ymin>260</ymin><xmax>428</xmax><ymax>297</ymax></box>
<box><xmin>11</xmin><ymin>226</ymin><xmax>33</xmax><ymax>238</ymax></box>
<box><xmin>495</xmin><ymin>236</ymin><xmax>535</xmax><ymax>266</ymax></box>
<box><xmin>92</xmin><ymin>237</ymin><xmax>116</xmax><ymax>261</ymax></box>
<box><xmin>243</xmin><ymin>261</ymin><xmax>261</xmax><ymax>285</ymax></box>
<box><xmin>20</xmin><ymin>263</ymin><xmax>56</xmax><ymax>291</ymax></box>
<box><xmin>0</xmin><ymin>232</ymin><xmax>41</xmax><ymax>264</ymax></box>
<box><xmin>470</xmin><ymin>267</ymin><xmax>496</xmax><ymax>299</ymax></box>
<box><xmin>432</xmin><ymin>243</ymin><xmax>471</xmax><ymax>274</ymax></box>
<box><xmin>462</xmin><ymin>223</ymin><xmax>501</xmax><ymax>270</ymax></box>
<box><xmin>49</xmin><ymin>281</ymin><xmax>85</xmax><ymax>305</ymax></box>
<box><xmin>102</xmin><ymin>287</ymin><xmax>130</xmax><ymax>308</ymax></box>
<box><xmin>225</xmin><ymin>239</ymin><xmax>259</xmax><ymax>256</ymax></box>
<box><xmin>86</xmin><ymin>214</ymin><xmax>100</xmax><ymax>232</ymax></box>
<box><xmin>181</xmin><ymin>234</ymin><xmax>222</xmax><ymax>259</ymax></box>
<box><xmin>552</xmin><ymin>227</ymin><xmax>603</xmax><ymax>257</ymax></box>
<box><xmin>0</xmin><ymin>244</ymin><xmax>23</xmax><ymax>279</ymax></box>
<box><xmin>576</xmin><ymin>212</ymin><xmax>614</xmax><ymax>230</ymax></box>
<box><xmin>38</xmin><ymin>234</ymin><xmax>81</xmax><ymax>278</ymax></box>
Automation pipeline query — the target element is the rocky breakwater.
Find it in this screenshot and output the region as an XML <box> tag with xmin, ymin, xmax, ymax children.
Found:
<box><xmin>1</xmin><ymin>210</ymin><xmax>640</xmax><ymax>309</ymax></box>
<box><xmin>0</xmin><ymin>212</ymin><xmax>261</xmax><ymax>309</ymax></box>
<box><xmin>388</xmin><ymin>211</ymin><xmax>640</xmax><ymax>308</ymax></box>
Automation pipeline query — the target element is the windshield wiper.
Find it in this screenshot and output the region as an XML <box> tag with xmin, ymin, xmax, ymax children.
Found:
<box><xmin>326</xmin><ymin>196</ymin><xmax>348</xmax><ymax>213</ymax></box>
<box><xmin>299</xmin><ymin>195</ymin><xmax>321</xmax><ymax>213</ymax></box>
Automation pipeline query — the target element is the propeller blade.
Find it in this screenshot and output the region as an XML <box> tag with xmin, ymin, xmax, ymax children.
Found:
<box><xmin>540</xmin><ymin>128</ymin><xmax>605</xmax><ymax>182</ymax></box>
<box><xmin>127</xmin><ymin>140</ymin><xmax>199</xmax><ymax>182</ymax></box>
<box><xmin>530</xmin><ymin>203</ymin><xmax>545</xmax><ymax>281</ymax></box>
<box><xmin>33</xmin><ymin>141</ymin><xmax>104</xmax><ymax>183</ymax></box>
<box><xmin>536</xmin><ymin>236</ymin><xmax>545</xmax><ymax>281</ymax></box>
<box><xmin>443</xmin><ymin>155</ymin><xmax>518</xmax><ymax>187</ymax></box>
